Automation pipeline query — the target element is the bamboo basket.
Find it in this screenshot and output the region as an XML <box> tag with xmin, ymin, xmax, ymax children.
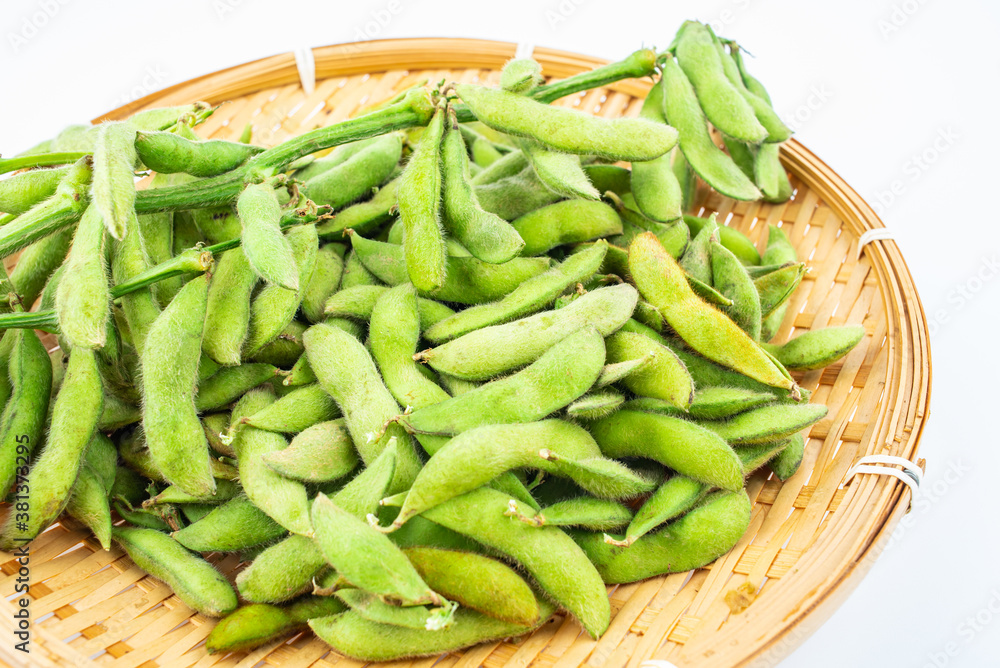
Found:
<box><xmin>0</xmin><ymin>38</ymin><xmax>930</xmax><ymax>668</ymax></box>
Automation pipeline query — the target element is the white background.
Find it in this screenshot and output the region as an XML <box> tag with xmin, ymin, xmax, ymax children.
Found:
<box><xmin>2</xmin><ymin>1</ymin><xmax>998</xmax><ymax>666</ymax></box>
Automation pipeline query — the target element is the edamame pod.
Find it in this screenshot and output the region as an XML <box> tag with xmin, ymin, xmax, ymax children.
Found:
<box><xmin>419</xmin><ymin>283</ymin><xmax>635</xmax><ymax>381</ymax></box>
<box><xmin>142</xmin><ymin>274</ymin><xmax>216</xmax><ymax>497</ymax></box>
<box><xmin>65</xmin><ymin>434</ymin><xmax>116</xmax><ymax>550</ymax></box>
<box><xmin>91</xmin><ymin>121</ymin><xmax>138</xmax><ymax>240</ymax></box>
<box><xmin>371</xmin><ymin>283</ymin><xmax>449</xmax><ymax>409</ymax></box>
<box><xmin>711</xmin><ymin>239</ymin><xmax>763</xmax><ymax>339</ymax></box>
<box><xmin>566</xmin><ymin>390</ymin><xmax>625</xmax><ymax>420</ymax></box>
<box><xmin>0</xmin><ymin>166</ymin><xmax>69</xmax><ymax>215</ymax></box>
<box><xmin>238</xmin><ymin>182</ymin><xmax>299</xmax><ymax>290</ymax></box>
<box><xmin>441</xmin><ymin>126</ymin><xmax>525</xmax><ymax>263</ymax></box>
<box><xmin>420</xmin><ymin>486</ymin><xmax>609</xmax><ymax>638</ymax></box>
<box><xmin>350</xmin><ymin>234</ymin><xmax>550</xmax><ymax>304</ymax></box>
<box><xmin>612</xmin><ymin>475</ymin><xmax>708</xmax><ymax>547</ymax></box>
<box><xmin>235</xmin><ymin>533</ymin><xmax>326</xmax><ymax>603</ymax></box>
<box><xmin>680</xmin><ymin>213</ymin><xmax>717</xmax><ymax>285</ymax></box>
<box><xmin>661</xmin><ymin>56</ymin><xmax>761</xmax><ymax>201</ymax></box>
<box><xmin>631</xmin><ymin>78</ymin><xmax>683</xmax><ymax>222</ymax></box>
<box><xmin>304</xmin><ymin>132</ymin><xmax>403</xmax><ymax>209</ymax></box>
<box><xmin>111</xmin><ymin>212</ymin><xmax>160</xmax><ymax>355</ymax></box>
<box><xmin>468</xmin><ymin>148</ymin><xmax>528</xmax><ymax>186</ymax></box>
<box><xmin>698</xmin><ymin>402</ymin><xmax>827</xmax><ymax>445</ymax></box>
<box><xmin>573</xmin><ymin>489</ymin><xmax>751</xmax><ymax>583</ymax></box>
<box><xmin>262</xmin><ymin>419</ymin><xmax>358</xmax><ymax>483</ymax></box>
<box><xmin>712</xmin><ymin>37</ymin><xmax>791</xmax><ymax>144</ymax></box>
<box><xmin>303</xmin><ymin>322</ymin><xmax>422</xmax><ymax>492</ymax></box>
<box><xmin>629</xmin><ymin>233</ymin><xmax>798</xmax><ymax>394</ymax></box>
<box><xmin>194</xmin><ymin>363</ymin><xmax>278</xmax><ymax>412</ymax></box>
<box><xmin>402</xmin><ymin>326</ymin><xmax>605</xmax><ymax>441</ymax></box>
<box><xmin>206</xmin><ymin>597</ymin><xmax>346</xmax><ymax>654</ymax></box>
<box><xmin>316</xmin><ymin>177</ymin><xmax>401</xmax><ymax>239</ymax></box>
<box><xmin>605</xmin><ymin>331</ymin><xmax>694</xmax><ymax>410</ymax></box>
<box><xmin>456</xmin><ymin>83</ymin><xmax>677</xmax><ymax>162</ymax></box>
<box><xmin>589</xmin><ymin>410</ymin><xmax>743</xmax><ymax>491</ymax></box>
<box><xmin>683</xmin><ymin>214</ymin><xmax>761</xmax><ymax>266</ymax></box>
<box><xmin>511</xmin><ymin>200</ymin><xmax>622</xmax><ymax>256</ymax></box>
<box><xmin>55</xmin><ymin>205</ymin><xmax>109</xmax><ymax>349</ymax></box>
<box><xmin>1</xmin><ymin>346</ymin><xmax>101</xmax><ymax>549</ymax></box>
<box><xmin>519</xmin><ymin>139</ymin><xmax>600</xmax><ymax>201</ymax></box>
<box><xmin>112</xmin><ymin>526</ymin><xmax>238</xmax><ymax>617</ymax></box>
<box><xmin>754</xmin><ymin>262</ymin><xmax>806</xmax><ymax>317</ymax></box>
<box><xmin>239</xmin><ymin>383</ymin><xmax>340</xmax><ymax>433</ymax></box>
<box><xmin>335</xmin><ymin>589</ymin><xmax>455</xmax><ymax>630</ymax></box>
<box><xmin>302</xmin><ymin>244</ymin><xmax>345</xmax><ymax>323</ymax></box>
<box><xmin>244</xmin><ymin>224</ymin><xmax>319</xmax><ymax>355</ymax></box>
<box><xmin>687</xmin><ymin>386</ymin><xmax>777</xmax><ymax>419</ymax></box>
<box><xmin>8</xmin><ymin>226</ymin><xmax>72</xmax><ymax>309</ymax></box>
<box><xmin>760</xmin><ymin>325</ymin><xmax>865</xmax><ymax>370</ymax></box>
<box><xmin>230</xmin><ymin>388</ymin><xmax>313</xmax><ymax>535</ymax></box>
<box><xmin>0</xmin><ymin>329</ymin><xmax>52</xmax><ymax>498</ymax></box>
<box><xmin>675</xmin><ymin>22</ymin><xmax>767</xmax><ymax>143</ymax></box>
<box><xmin>527</xmin><ymin>497</ymin><xmax>633</xmax><ymax>531</ymax></box>
<box><xmin>423</xmin><ymin>241</ymin><xmax>606</xmax><ymax>343</ymax></box>
<box><xmin>397</xmin><ymin>106</ymin><xmax>446</xmax><ymax>292</ymax></box>
<box><xmin>202</xmin><ymin>248</ymin><xmax>257</xmax><ymax>365</ymax></box>
<box><xmin>474</xmin><ymin>163</ymin><xmax>563</xmax><ymax>220</ymax></box>
<box><xmin>135</xmin><ymin>131</ymin><xmax>263</xmax><ymax>177</ymax></box>
<box><xmin>769</xmin><ymin>432</ymin><xmax>805</xmax><ymax>480</ymax></box>
<box><xmin>322</xmin><ymin>284</ymin><xmax>455</xmax><ymax>329</ymax></box>
<box><xmin>172</xmin><ymin>495</ymin><xmax>287</xmax><ymax>552</ymax></box>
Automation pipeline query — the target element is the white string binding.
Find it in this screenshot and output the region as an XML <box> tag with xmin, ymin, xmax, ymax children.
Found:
<box><xmin>515</xmin><ymin>41</ymin><xmax>535</xmax><ymax>60</ymax></box>
<box><xmin>293</xmin><ymin>47</ymin><xmax>316</xmax><ymax>95</ymax></box>
<box><xmin>856</xmin><ymin>227</ymin><xmax>895</xmax><ymax>260</ymax></box>
<box><xmin>845</xmin><ymin>454</ymin><xmax>922</xmax><ymax>510</ymax></box>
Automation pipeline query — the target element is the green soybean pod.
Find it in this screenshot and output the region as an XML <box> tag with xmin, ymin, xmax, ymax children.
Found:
<box><xmin>404</xmin><ymin>547</ymin><xmax>539</xmax><ymax>625</ymax></box>
<box><xmin>423</xmin><ymin>241</ymin><xmax>606</xmax><ymax>344</ymax></box>
<box><xmin>55</xmin><ymin>205</ymin><xmax>109</xmax><ymax>349</ymax></box>
<box><xmin>722</xmin><ymin>135</ymin><xmax>756</xmax><ymax>181</ymax></box>
<box><xmin>349</xmin><ymin>234</ymin><xmax>550</xmax><ymax>304</ymax></box>
<box><xmin>589</xmin><ymin>410</ymin><xmax>743</xmax><ymax>491</ymax></box>
<box><xmin>683</xmin><ymin>214</ymin><xmax>761</xmax><ymax>266</ymax></box>
<box><xmin>397</xmin><ymin>106</ymin><xmax>447</xmax><ymax>293</ymax></box>
<box><xmin>611</xmin><ymin>474</ymin><xmax>708</xmax><ymax>547</ymax></box>
<box><xmin>456</xmin><ymin>82</ymin><xmax>676</xmax><ymax>163</ymax></box>
<box><xmin>91</xmin><ymin>121</ymin><xmax>138</xmax><ymax>240</ymax></box>
<box><xmin>754</xmin><ymin>262</ymin><xmax>806</xmax><ymax>318</ymax></box>
<box><xmin>317</xmin><ymin>177</ymin><xmax>401</xmax><ymax>239</ymax></box>
<box><xmin>762</xmin><ymin>224</ymin><xmax>797</xmax><ymax>265</ymax></box>
<box><xmin>758</xmin><ymin>144</ymin><xmax>793</xmax><ymax>203</ymax></box>
<box><xmin>511</xmin><ymin>199</ymin><xmax>622</xmax><ymax>256</ymax></box>
<box><xmin>519</xmin><ymin>139</ymin><xmax>600</xmax><ymax>201</ymax></box>
<box><xmin>302</xmin><ymin>244</ymin><xmax>346</xmax><ymax>323</ymax></box>
<box><xmin>418</xmin><ymin>283</ymin><xmax>636</xmax><ymax>381</ymax></box>
<box><xmin>420</xmin><ymin>486</ymin><xmax>609</xmax><ymax>639</ymax></box>
<box><xmin>474</xmin><ymin>163</ymin><xmax>563</xmax><ymax>220</ymax></box>
<box><xmin>660</xmin><ymin>56</ymin><xmax>761</xmax><ymax>201</ymax></box>
<box><xmin>236</xmin><ymin>534</ymin><xmax>326</xmax><ymax>603</ymax></box>
<box><xmin>672</xmin><ymin>149</ymin><xmax>698</xmax><ymax>212</ymax></box>
<box><xmin>239</xmin><ymin>383</ymin><xmax>340</xmax><ymax>433</ymax></box>
<box><xmin>581</xmin><ymin>164</ymin><xmax>631</xmax><ymax>199</ymax></box>
<box><xmin>142</xmin><ymin>273</ymin><xmax>216</xmax><ymax>497</ymax></box>
<box><xmin>686</xmin><ymin>386</ymin><xmax>777</xmax><ymax>419</ymax></box>
<box><xmin>573</xmin><ymin>489</ymin><xmax>751</xmax><ymax>583</ymax></box>
<box><xmin>8</xmin><ymin>226</ymin><xmax>72</xmax><ymax>308</ymax></box>
<box><xmin>202</xmin><ymin>248</ymin><xmax>257</xmax><ymax>365</ymax></box>
<box><xmin>679</xmin><ymin>213</ymin><xmax>717</xmax><ymax>286</ymax></box>
<box><xmin>471</xmin><ymin>137</ymin><xmax>503</xmax><ymax>167</ymax></box>
<box><xmin>310</xmin><ymin>600</ymin><xmax>554</xmax><ymax>662</ymax></box>
<box><xmin>194</xmin><ymin>363</ymin><xmax>278</xmax><ymax>412</ymax></box>
<box><xmin>769</xmin><ymin>432</ymin><xmax>805</xmax><ymax>480</ymax></box>
<box><xmin>711</xmin><ymin>37</ymin><xmax>791</xmax><ymax>144</ymax></box>
<box><xmin>468</xmin><ymin>148</ymin><xmax>528</xmax><ymax>186</ymax></box>
<box><xmin>629</xmin><ymin>233</ymin><xmax>798</xmax><ymax>395</ymax></box>
<box><xmin>244</xmin><ymin>224</ymin><xmax>319</xmax><ymax>356</ymax></box>
<box><xmin>500</xmin><ymin>57</ymin><xmax>544</xmax><ymax>93</ymax></box>
<box><xmin>402</xmin><ymin>326</ymin><xmax>605</xmax><ymax>441</ymax></box>
<box><xmin>370</xmin><ymin>284</ymin><xmax>449</xmax><ymax>409</ymax></box>
<box><xmin>65</xmin><ymin>433</ymin><xmax>117</xmax><ymax>550</ymax></box>
<box><xmin>238</xmin><ymin>182</ymin><xmax>299</xmax><ymax>290</ymax></box>
<box><xmin>172</xmin><ymin>495</ymin><xmax>287</xmax><ymax>552</ymax></box>
<box><xmin>312</xmin><ymin>492</ymin><xmax>443</xmax><ymax>607</ymax></box>
<box><xmin>605</xmin><ymin>331</ymin><xmax>694</xmax><ymax>410</ymax></box>
<box><xmin>0</xmin><ymin>166</ymin><xmax>69</xmax><ymax>215</ymax></box>
<box><xmin>730</xmin><ymin>44</ymin><xmax>771</xmax><ymax>102</ymax></box>
<box><xmin>206</xmin><ymin>597</ymin><xmax>346</xmax><ymax>654</ymax></box>
<box><xmin>335</xmin><ymin>589</ymin><xmax>455</xmax><ymax>631</ymax></box>
<box><xmin>0</xmin><ymin>329</ymin><xmax>52</xmax><ymax>498</ymax></box>
<box><xmin>699</xmin><ymin>402</ymin><xmax>828</xmax><ymax>445</ymax></box>
<box><xmin>230</xmin><ymin>388</ymin><xmax>313</xmax><ymax>536</ymax></box>
<box><xmin>675</xmin><ymin>22</ymin><xmax>767</xmax><ymax>144</ymax></box>
<box><xmin>305</xmin><ymin>133</ymin><xmax>403</xmax><ymax>209</ymax></box>
<box><xmin>249</xmin><ymin>319</ymin><xmax>308</xmax><ymax>368</ymax></box>
<box><xmin>338</xmin><ymin>248</ymin><xmax>383</xmax><ymax>289</ymax></box>
<box><xmin>145</xmin><ymin>478</ymin><xmax>241</xmax><ymax>507</ymax></box>
<box><xmin>711</xmin><ymin>239</ymin><xmax>763</xmax><ymax>339</ymax></box>
<box><xmin>441</xmin><ymin>126</ymin><xmax>526</xmax><ymax>264</ymax></box>
<box><xmin>111</xmin><ymin>212</ymin><xmax>160</xmax><ymax>355</ymax></box>
<box><xmin>760</xmin><ymin>325</ymin><xmax>865</xmax><ymax>371</ymax></box>
<box><xmin>134</xmin><ymin>131</ymin><xmax>263</xmax><ymax>177</ymax></box>
<box><xmin>565</xmin><ymin>390</ymin><xmax>625</xmax><ymax>420</ymax></box>
<box><xmin>112</xmin><ymin>526</ymin><xmax>238</xmax><ymax>617</ymax></box>
<box><xmin>0</xmin><ymin>347</ymin><xmax>101</xmax><ymax>550</ymax></box>
<box><xmin>631</xmin><ymin>78</ymin><xmax>683</xmax><ymax>222</ymax></box>
<box><xmin>524</xmin><ymin>497</ymin><xmax>633</xmax><ymax>531</ymax></box>
<box><xmin>262</xmin><ymin>419</ymin><xmax>358</xmax><ymax>483</ymax></box>
<box><xmin>303</xmin><ymin>322</ymin><xmax>422</xmax><ymax>492</ymax></box>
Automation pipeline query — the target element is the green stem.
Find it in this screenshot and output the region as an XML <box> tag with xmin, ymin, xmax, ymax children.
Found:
<box><xmin>0</xmin><ymin>310</ymin><xmax>58</xmax><ymax>333</ymax></box>
<box><xmin>0</xmin><ymin>152</ymin><xmax>91</xmax><ymax>175</ymax></box>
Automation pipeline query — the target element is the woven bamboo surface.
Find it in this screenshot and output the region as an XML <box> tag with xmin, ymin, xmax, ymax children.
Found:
<box><xmin>0</xmin><ymin>38</ymin><xmax>930</xmax><ymax>668</ymax></box>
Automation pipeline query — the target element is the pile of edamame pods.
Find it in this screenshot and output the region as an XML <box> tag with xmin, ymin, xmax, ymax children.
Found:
<box><xmin>0</xmin><ymin>21</ymin><xmax>867</xmax><ymax>659</ymax></box>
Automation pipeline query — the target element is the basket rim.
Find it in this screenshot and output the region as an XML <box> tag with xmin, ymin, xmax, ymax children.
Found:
<box><xmin>71</xmin><ymin>36</ymin><xmax>931</xmax><ymax>667</ymax></box>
